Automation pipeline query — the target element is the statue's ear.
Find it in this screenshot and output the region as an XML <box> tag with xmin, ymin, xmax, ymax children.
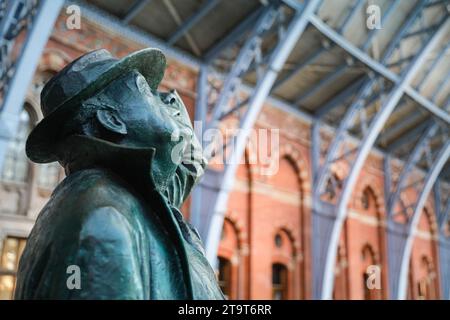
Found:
<box><xmin>96</xmin><ymin>109</ymin><xmax>127</xmax><ymax>135</ymax></box>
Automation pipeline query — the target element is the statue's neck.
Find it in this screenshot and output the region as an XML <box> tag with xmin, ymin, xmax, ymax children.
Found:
<box><xmin>61</xmin><ymin>135</ymin><xmax>176</xmax><ymax>196</ymax></box>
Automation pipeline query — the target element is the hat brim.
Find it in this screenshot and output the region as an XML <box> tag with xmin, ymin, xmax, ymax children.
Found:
<box><xmin>26</xmin><ymin>48</ymin><xmax>166</xmax><ymax>163</ymax></box>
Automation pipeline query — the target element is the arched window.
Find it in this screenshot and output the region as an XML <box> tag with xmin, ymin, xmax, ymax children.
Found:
<box><xmin>217</xmin><ymin>257</ymin><xmax>231</xmax><ymax>299</ymax></box>
<box><xmin>323</xmin><ymin>173</ymin><xmax>342</xmax><ymax>201</ymax></box>
<box><xmin>272</xmin><ymin>263</ymin><xmax>288</xmax><ymax>300</ymax></box>
<box><xmin>417</xmin><ymin>256</ymin><xmax>438</xmax><ymax>300</ymax></box>
<box><xmin>1</xmin><ymin>108</ymin><xmax>33</xmax><ymax>183</ymax></box>
<box><xmin>361</xmin><ymin>188</ymin><xmax>371</xmax><ymax>210</ymax></box>
<box><xmin>0</xmin><ymin>236</ymin><xmax>26</xmax><ymax>300</ymax></box>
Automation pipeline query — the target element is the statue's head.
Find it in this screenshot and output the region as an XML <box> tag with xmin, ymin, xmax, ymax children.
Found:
<box><xmin>26</xmin><ymin>49</ymin><xmax>199</xmax><ymax>188</ymax></box>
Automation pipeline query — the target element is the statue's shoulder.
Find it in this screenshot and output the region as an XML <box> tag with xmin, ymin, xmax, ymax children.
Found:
<box><xmin>44</xmin><ymin>168</ymin><xmax>143</xmax><ymax>225</ymax></box>
<box><xmin>58</xmin><ymin>167</ymin><xmax>137</xmax><ymax>203</ymax></box>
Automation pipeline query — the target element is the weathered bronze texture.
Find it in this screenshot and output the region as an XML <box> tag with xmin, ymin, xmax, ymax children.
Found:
<box><xmin>14</xmin><ymin>49</ymin><xmax>224</xmax><ymax>300</ymax></box>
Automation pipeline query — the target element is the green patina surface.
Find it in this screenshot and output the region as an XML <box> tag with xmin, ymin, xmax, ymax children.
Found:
<box><xmin>14</xmin><ymin>48</ymin><xmax>224</xmax><ymax>300</ymax></box>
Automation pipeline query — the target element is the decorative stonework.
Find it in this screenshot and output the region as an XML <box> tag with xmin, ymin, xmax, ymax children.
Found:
<box><xmin>354</xmin><ymin>177</ymin><xmax>386</xmax><ymax>218</ymax></box>
<box><xmin>277</xmin><ymin>143</ymin><xmax>311</xmax><ymax>194</ymax></box>
<box><xmin>226</xmin><ymin>211</ymin><xmax>247</xmax><ymax>246</ymax></box>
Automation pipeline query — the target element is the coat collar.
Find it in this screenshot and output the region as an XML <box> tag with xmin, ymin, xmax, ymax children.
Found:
<box><xmin>59</xmin><ymin>134</ymin><xmax>195</xmax><ymax>298</ymax></box>
<box><xmin>59</xmin><ymin>134</ymin><xmax>172</xmax><ymax>195</ymax></box>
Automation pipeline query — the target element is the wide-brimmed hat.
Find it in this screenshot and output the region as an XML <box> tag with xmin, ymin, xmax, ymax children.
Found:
<box><xmin>26</xmin><ymin>48</ymin><xmax>166</xmax><ymax>163</ymax></box>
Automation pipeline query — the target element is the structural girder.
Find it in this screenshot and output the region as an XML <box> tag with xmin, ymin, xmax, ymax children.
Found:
<box><xmin>196</xmin><ymin>0</ymin><xmax>323</xmax><ymax>265</ymax></box>
<box><xmin>0</xmin><ymin>0</ymin><xmax>64</xmax><ymax>173</ymax></box>
<box><xmin>395</xmin><ymin>142</ymin><xmax>450</xmax><ymax>299</ymax></box>
<box><xmin>311</xmin><ymin>2</ymin><xmax>449</xmax><ymax>298</ymax></box>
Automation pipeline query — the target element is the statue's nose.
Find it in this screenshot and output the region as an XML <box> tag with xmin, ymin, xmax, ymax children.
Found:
<box><xmin>163</xmin><ymin>92</ymin><xmax>177</xmax><ymax>105</ymax></box>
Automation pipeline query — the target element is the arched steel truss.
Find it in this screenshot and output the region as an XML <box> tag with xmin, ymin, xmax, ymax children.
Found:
<box><xmin>312</xmin><ymin>1</ymin><xmax>448</xmax><ymax>299</ymax></box>
<box><xmin>436</xmin><ymin>185</ymin><xmax>450</xmax><ymax>299</ymax></box>
<box><xmin>1</xmin><ymin>0</ymin><xmax>449</xmax><ymax>300</ymax></box>
<box><xmin>385</xmin><ymin>125</ymin><xmax>449</xmax><ymax>298</ymax></box>
<box><xmin>0</xmin><ymin>0</ymin><xmax>64</xmax><ymax>172</ymax></box>
<box><xmin>195</xmin><ymin>0</ymin><xmax>323</xmax><ymax>264</ymax></box>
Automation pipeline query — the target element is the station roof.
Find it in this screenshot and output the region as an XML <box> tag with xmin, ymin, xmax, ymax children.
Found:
<box><xmin>81</xmin><ymin>0</ymin><xmax>450</xmax><ymax>181</ymax></box>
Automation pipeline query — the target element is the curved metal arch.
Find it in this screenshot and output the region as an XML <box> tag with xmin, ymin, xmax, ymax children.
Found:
<box><xmin>438</xmin><ymin>199</ymin><xmax>450</xmax><ymax>232</ymax></box>
<box><xmin>317</xmin><ymin>16</ymin><xmax>449</xmax><ymax>299</ymax></box>
<box><xmin>433</xmin><ymin>178</ymin><xmax>450</xmax><ymax>299</ymax></box>
<box><xmin>387</xmin><ymin>124</ymin><xmax>441</xmax><ymax>217</ymax></box>
<box><xmin>312</xmin><ymin>0</ymin><xmax>429</xmax><ymax>202</ymax></box>
<box><xmin>0</xmin><ymin>0</ymin><xmax>64</xmax><ymax>173</ymax></box>
<box><xmin>396</xmin><ymin>142</ymin><xmax>450</xmax><ymax>299</ymax></box>
<box><xmin>204</xmin><ymin>0</ymin><xmax>323</xmax><ymax>265</ymax></box>
<box><xmin>310</xmin><ymin>0</ymin><xmax>424</xmax><ymax>297</ymax></box>
<box><xmin>385</xmin><ymin>117</ymin><xmax>448</xmax><ymax>298</ymax></box>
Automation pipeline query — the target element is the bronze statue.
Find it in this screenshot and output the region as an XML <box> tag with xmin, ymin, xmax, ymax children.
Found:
<box><xmin>14</xmin><ymin>48</ymin><xmax>224</xmax><ymax>300</ymax></box>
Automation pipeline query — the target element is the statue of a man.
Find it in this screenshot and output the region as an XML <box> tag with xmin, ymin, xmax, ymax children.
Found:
<box><xmin>14</xmin><ymin>48</ymin><xmax>224</xmax><ymax>300</ymax></box>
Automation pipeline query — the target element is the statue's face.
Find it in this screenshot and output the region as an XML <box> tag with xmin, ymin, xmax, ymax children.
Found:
<box><xmin>99</xmin><ymin>71</ymin><xmax>192</xmax><ymax>157</ymax></box>
<box><xmin>89</xmin><ymin>71</ymin><xmax>197</xmax><ymax>189</ymax></box>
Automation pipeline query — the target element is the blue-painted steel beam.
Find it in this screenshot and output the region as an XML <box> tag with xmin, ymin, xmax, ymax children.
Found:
<box><xmin>0</xmin><ymin>0</ymin><xmax>20</xmax><ymax>37</ymax></box>
<box><xmin>425</xmin><ymin>0</ymin><xmax>449</xmax><ymax>7</ymax></box>
<box><xmin>190</xmin><ymin>63</ymin><xmax>209</xmax><ymax>230</ymax></box>
<box><xmin>122</xmin><ymin>0</ymin><xmax>152</xmax><ymax>24</ymax></box>
<box><xmin>362</xmin><ymin>0</ymin><xmax>401</xmax><ymax>52</ymax></box>
<box><xmin>385</xmin><ymin>81</ymin><xmax>448</xmax><ymax>147</ymax></box>
<box><xmin>382</xmin><ymin>112</ymin><xmax>427</xmax><ymax>146</ymax></box>
<box><xmin>317</xmin><ymin>16</ymin><xmax>449</xmax><ymax>300</ymax></box>
<box><xmin>439</xmin><ymin>199</ymin><xmax>450</xmax><ymax>231</ymax></box>
<box><xmin>387</xmin><ymin>54</ymin><xmax>415</xmax><ymax>68</ymax></box>
<box><xmin>206</xmin><ymin>4</ymin><xmax>279</xmax><ymax>130</ymax></box>
<box><xmin>314</xmin><ymin>76</ymin><xmax>365</xmax><ymax>117</ymax></box>
<box><xmin>311</xmin><ymin>119</ymin><xmax>321</xmax><ymax>185</ymax></box>
<box><xmin>0</xmin><ymin>0</ymin><xmax>64</xmax><ymax>173</ymax></box>
<box><xmin>294</xmin><ymin>64</ymin><xmax>348</xmax><ymax>106</ymax></box>
<box><xmin>337</xmin><ymin>0</ymin><xmax>365</xmax><ymax>33</ymax></box>
<box><xmin>439</xmin><ymin>237</ymin><xmax>450</xmax><ymax>299</ymax></box>
<box><xmin>434</xmin><ymin>180</ymin><xmax>441</xmax><ymax>225</ymax></box>
<box><xmin>403</xmin><ymin>23</ymin><xmax>440</xmax><ymax>40</ymax></box>
<box><xmin>276</xmin><ymin>0</ymin><xmax>396</xmax><ymax>102</ymax></box>
<box><xmin>431</xmin><ymin>70</ymin><xmax>450</xmax><ymax>100</ymax></box>
<box><xmin>168</xmin><ymin>0</ymin><xmax>220</xmax><ymax>45</ymax></box>
<box><xmin>312</xmin><ymin>0</ymin><xmax>427</xmax><ymax>209</ymax></box>
<box><xmin>387</xmin><ymin>124</ymin><xmax>440</xmax><ymax>217</ymax></box>
<box><xmin>404</xmin><ymin>86</ymin><xmax>450</xmax><ymax>123</ymax></box>
<box><xmin>380</xmin><ymin>0</ymin><xmax>429</xmax><ymax>62</ymax></box>
<box><xmin>272</xmin><ymin>46</ymin><xmax>326</xmax><ymax>91</ymax></box>
<box><xmin>397</xmin><ymin>141</ymin><xmax>450</xmax><ymax>299</ymax></box>
<box><xmin>204</xmin><ymin>0</ymin><xmax>323</xmax><ymax>265</ymax></box>
<box><xmin>416</xmin><ymin>42</ymin><xmax>450</xmax><ymax>91</ymax></box>
<box><xmin>384</xmin><ymin>153</ymin><xmax>392</xmax><ymax>209</ymax></box>
<box><xmin>310</xmin><ymin>1</ymin><xmax>400</xmax><ymax>118</ymax></box>
<box><xmin>273</xmin><ymin>0</ymin><xmax>380</xmax><ymax>94</ymax></box>
<box><xmin>383</xmin><ymin>52</ymin><xmax>450</xmax><ymax>146</ymax></box>
<box><xmin>281</xmin><ymin>0</ymin><xmax>307</xmax><ymax>11</ymax></box>
<box><xmin>385</xmin><ymin>120</ymin><xmax>431</xmax><ymax>152</ymax></box>
<box><xmin>308</xmin><ymin>13</ymin><xmax>450</xmax><ymax>124</ymax></box>
<box><xmin>204</xmin><ymin>6</ymin><xmax>264</xmax><ymax>62</ymax></box>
